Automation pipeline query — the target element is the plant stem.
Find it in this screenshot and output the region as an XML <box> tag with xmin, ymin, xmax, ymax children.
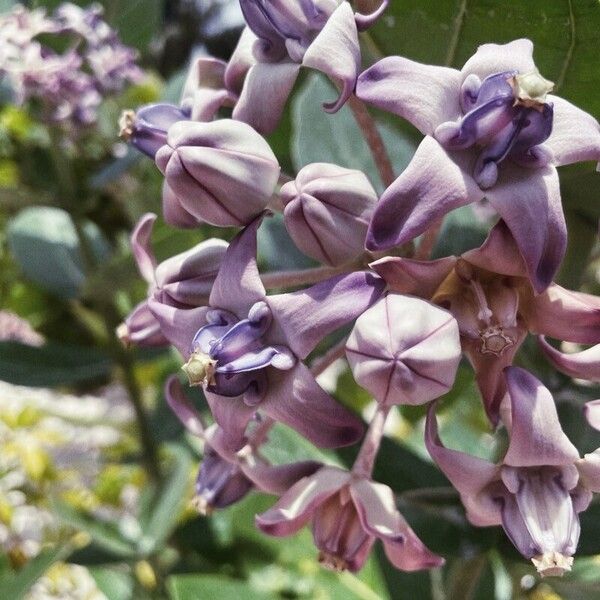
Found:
<box><xmin>260</xmin><ymin>264</ymin><xmax>349</xmax><ymax>289</ymax></box>
<box><xmin>414</xmin><ymin>217</ymin><xmax>444</xmax><ymax>261</ymax></box>
<box><xmin>351</xmin><ymin>404</ymin><xmax>390</xmax><ymax>478</ymax></box>
<box><xmin>347</xmin><ymin>95</ymin><xmax>395</xmax><ymax>188</ymax></box>
<box><xmin>310</xmin><ymin>337</ymin><xmax>348</xmax><ymax>378</ymax></box>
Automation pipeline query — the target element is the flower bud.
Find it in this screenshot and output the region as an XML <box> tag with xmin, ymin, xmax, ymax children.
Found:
<box><xmin>155</xmin><ymin>119</ymin><xmax>280</xmax><ymax>227</ymax></box>
<box><xmin>280</xmin><ymin>163</ymin><xmax>376</xmax><ymax>266</ymax></box>
<box><xmin>346</xmin><ymin>294</ymin><xmax>461</xmax><ymax>405</ymax></box>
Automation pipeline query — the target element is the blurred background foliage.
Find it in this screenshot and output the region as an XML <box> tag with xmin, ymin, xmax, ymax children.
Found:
<box><xmin>1</xmin><ymin>1</ymin><xmax>600</xmax><ymax>599</ymax></box>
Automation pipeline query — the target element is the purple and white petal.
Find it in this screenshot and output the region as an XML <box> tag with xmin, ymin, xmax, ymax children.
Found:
<box><xmin>164</xmin><ymin>376</ymin><xmax>206</xmax><ymax>438</ymax></box>
<box><xmin>267</xmin><ymin>270</ymin><xmax>385</xmax><ymax>358</ymax></box>
<box><xmin>130</xmin><ymin>213</ymin><xmax>157</xmax><ymax>283</ymax></box>
<box><xmin>256</xmin><ymin>466</ymin><xmax>350</xmax><ymax>536</ymax></box>
<box><xmin>461</xmin><ymin>39</ymin><xmax>535</xmax><ymax>80</ymax></box>
<box><xmin>262</xmin><ymin>363</ymin><xmax>364</xmax><ymax>449</ymax></box>
<box><xmin>366</xmin><ymin>137</ymin><xmax>482</xmax><ymax>251</ymax></box>
<box><xmin>302</xmin><ymin>2</ymin><xmax>360</xmax><ymax>112</ymax></box>
<box><xmin>503</xmin><ymin>367</ymin><xmax>580</xmax><ymax>467</ymax></box>
<box><xmin>356</xmin><ymin>57</ymin><xmax>462</xmax><ymax>135</ymax></box>
<box><xmin>538</xmin><ymin>337</ymin><xmax>600</xmax><ymax>382</ymax></box>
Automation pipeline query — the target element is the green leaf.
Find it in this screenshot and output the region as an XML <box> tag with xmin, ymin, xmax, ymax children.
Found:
<box><xmin>90</xmin><ymin>567</ymin><xmax>134</xmax><ymax>600</ymax></box>
<box><xmin>0</xmin><ymin>542</ymin><xmax>74</xmax><ymax>600</ymax></box>
<box><xmin>0</xmin><ymin>341</ymin><xmax>112</xmax><ymax>387</ymax></box>
<box><xmin>7</xmin><ymin>207</ymin><xmax>111</xmax><ymax>299</ymax></box>
<box><xmin>167</xmin><ymin>575</ymin><xmax>272</xmax><ymax>600</ymax></box>
<box><xmin>137</xmin><ymin>444</ymin><xmax>193</xmax><ymax>556</ymax></box>
<box><xmin>104</xmin><ymin>0</ymin><xmax>164</xmax><ymax>51</ymax></box>
<box><xmin>291</xmin><ymin>74</ymin><xmax>415</xmax><ymax>192</ymax></box>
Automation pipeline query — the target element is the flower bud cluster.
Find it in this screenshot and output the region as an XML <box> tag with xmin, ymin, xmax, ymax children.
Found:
<box><xmin>0</xmin><ymin>3</ymin><xmax>141</xmax><ymax>125</ymax></box>
<box><xmin>120</xmin><ymin>0</ymin><xmax>600</xmax><ymax>580</ymax></box>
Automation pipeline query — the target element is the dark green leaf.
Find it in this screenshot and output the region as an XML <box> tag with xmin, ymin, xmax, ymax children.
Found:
<box><xmin>0</xmin><ymin>341</ymin><xmax>112</xmax><ymax>387</ymax></box>
<box><xmin>90</xmin><ymin>567</ymin><xmax>134</xmax><ymax>600</ymax></box>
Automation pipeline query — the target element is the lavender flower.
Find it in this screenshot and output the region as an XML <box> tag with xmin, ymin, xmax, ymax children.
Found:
<box><xmin>150</xmin><ymin>214</ymin><xmax>384</xmax><ymax>448</ymax></box>
<box><xmin>118</xmin><ymin>213</ymin><xmax>228</xmax><ymax>348</ymax></box>
<box><xmin>0</xmin><ymin>3</ymin><xmax>141</xmax><ymax>125</ymax></box>
<box><xmin>165</xmin><ymin>377</ymin><xmax>320</xmax><ymax>514</ymax></box>
<box><xmin>372</xmin><ymin>222</ymin><xmax>600</xmax><ymax>423</ymax></box>
<box><xmin>280</xmin><ymin>163</ymin><xmax>377</xmax><ymax>266</ymax></box>
<box><xmin>358</xmin><ymin>39</ymin><xmax>600</xmax><ymax>292</ymax></box>
<box><xmin>227</xmin><ymin>0</ymin><xmax>389</xmax><ymax>133</ymax></box>
<box><xmin>425</xmin><ymin>367</ymin><xmax>598</xmax><ymax>577</ymax></box>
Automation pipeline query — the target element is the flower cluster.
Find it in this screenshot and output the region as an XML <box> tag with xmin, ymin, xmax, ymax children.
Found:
<box><xmin>120</xmin><ymin>0</ymin><xmax>600</xmax><ymax>579</ymax></box>
<box><xmin>0</xmin><ymin>3</ymin><xmax>141</xmax><ymax>125</ymax></box>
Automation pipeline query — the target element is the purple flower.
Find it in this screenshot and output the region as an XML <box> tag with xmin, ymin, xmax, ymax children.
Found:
<box><xmin>117</xmin><ymin>213</ymin><xmax>227</xmax><ymax>348</ymax></box>
<box><xmin>227</xmin><ymin>0</ymin><xmax>388</xmax><ymax>133</ymax></box>
<box><xmin>371</xmin><ymin>222</ymin><xmax>600</xmax><ymax>423</ymax></box>
<box><xmin>425</xmin><ymin>367</ymin><xmax>597</xmax><ymax>577</ymax></box>
<box><xmin>538</xmin><ymin>337</ymin><xmax>600</xmax><ymax>382</ymax></box>
<box><xmin>346</xmin><ymin>294</ymin><xmax>461</xmax><ymax>406</ymax></box>
<box><xmin>280</xmin><ymin>163</ymin><xmax>377</xmax><ymax>266</ymax></box>
<box><xmin>357</xmin><ymin>39</ymin><xmax>600</xmax><ymax>292</ymax></box>
<box><xmin>154</xmin><ymin>120</ymin><xmax>281</xmax><ymax>228</ymax></box>
<box><xmin>165</xmin><ymin>377</ymin><xmax>320</xmax><ymax>514</ymax></box>
<box><xmin>150</xmin><ymin>214</ymin><xmax>384</xmax><ymax>448</ymax></box>
<box><xmin>256</xmin><ymin>465</ymin><xmax>443</xmax><ymax>573</ymax></box>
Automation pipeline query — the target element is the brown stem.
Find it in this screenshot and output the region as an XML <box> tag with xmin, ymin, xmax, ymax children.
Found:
<box><xmin>310</xmin><ymin>336</ymin><xmax>349</xmax><ymax>378</ymax></box>
<box><xmin>414</xmin><ymin>217</ymin><xmax>444</xmax><ymax>261</ymax></box>
<box><xmin>347</xmin><ymin>95</ymin><xmax>395</xmax><ymax>187</ymax></box>
<box><xmin>260</xmin><ymin>264</ymin><xmax>349</xmax><ymax>289</ymax></box>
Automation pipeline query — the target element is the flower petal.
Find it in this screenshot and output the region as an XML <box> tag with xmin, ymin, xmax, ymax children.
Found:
<box><xmin>350</xmin><ymin>478</ymin><xmax>443</xmax><ymax>571</ymax></box>
<box><xmin>255</xmin><ymin>466</ymin><xmax>350</xmax><ymax>536</ymax></box>
<box><xmin>267</xmin><ymin>270</ymin><xmax>385</xmax><ymax>359</ymax></box>
<box><xmin>545</xmin><ymin>95</ymin><xmax>600</xmax><ymax>168</ymax></box>
<box><xmin>538</xmin><ymin>337</ymin><xmax>600</xmax><ymax>382</ymax></box>
<box><xmin>120</xmin><ymin>301</ymin><xmax>167</xmax><ymax>347</ymax></box>
<box><xmin>204</xmin><ymin>389</ymin><xmax>256</xmax><ymax>451</ymax></box>
<box><xmin>461</xmin><ymin>39</ymin><xmax>535</xmax><ymax>80</ymax></box>
<box><xmin>366</xmin><ymin>137</ymin><xmax>481</xmax><ymax>251</ymax></box>
<box><xmin>369</xmin><ymin>256</ymin><xmax>456</xmax><ymax>298</ymax></box>
<box><xmin>210</xmin><ymin>215</ymin><xmax>267</xmax><ymax>318</ymax></box>
<box><xmin>241</xmin><ymin>460</ymin><xmax>322</xmax><ymax>495</ymax></box>
<box><xmin>232</xmin><ymin>61</ymin><xmax>301</xmax><ymax>134</ymax></box>
<box><xmin>503</xmin><ymin>367</ymin><xmax>580</xmax><ymax>467</ymax></box>
<box><xmin>164</xmin><ymin>376</ymin><xmax>205</xmax><ymax>438</ymax></box>
<box><xmin>424</xmin><ymin>402</ymin><xmax>501</xmax><ymax>526</ymax></box>
<box><xmin>461</xmin><ymin>220</ymin><xmax>528</xmax><ymax>278</ymax></box>
<box><xmin>302</xmin><ymin>2</ymin><xmax>360</xmax><ymax>112</ymax></box>
<box><xmin>262</xmin><ymin>363</ymin><xmax>364</xmax><ymax>448</ymax></box>
<box><xmin>577</xmin><ymin>449</ymin><xmax>600</xmax><ymax>492</ymax></box>
<box><xmin>584</xmin><ymin>400</ymin><xmax>600</xmax><ymax>431</ymax></box>
<box><xmin>130</xmin><ymin>213</ymin><xmax>157</xmax><ymax>283</ymax></box>
<box><xmin>356</xmin><ymin>57</ymin><xmax>462</xmax><ymax>135</ymax></box>
<box><xmin>523</xmin><ymin>284</ymin><xmax>600</xmax><ymax>344</ymax></box>
<box><xmin>148</xmin><ymin>298</ymin><xmax>209</xmax><ymax>357</ymax></box>
<box><xmin>486</xmin><ymin>164</ymin><xmax>564</xmax><ymax>294</ymax></box>
<box><xmin>162</xmin><ymin>181</ymin><xmax>199</xmax><ymax>228</ymax></box>
<box><xmin>225</xmin><ymin>27</ymin><xmax>258</xmax><ymax>93</ymax></box>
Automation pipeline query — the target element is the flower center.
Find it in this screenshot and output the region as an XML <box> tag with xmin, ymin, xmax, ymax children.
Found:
<box><xmin>183</xmin><ymin>302</ymin><xmax>294</xmax><ymax>399</ymax></box>
<box><xmin>531</xmin><ymin>551</ymin><xmax>573</xmax><ymax>577</ymax></box>
<box><xmin>479</xmin><ymin>326</ymin><xmax>514</xmax><ymax>356</ymax></box>
<box><xmin>434</xmin><ymin>69</ymin><xmax>554</xmax><ymax>189</ymax></box>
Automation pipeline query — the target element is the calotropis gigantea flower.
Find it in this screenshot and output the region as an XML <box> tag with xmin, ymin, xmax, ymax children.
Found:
<box><xmin>280</xmin><ymin>163</ymin><xmax>377</xmax><ymax>267</ymax></box>
<box><xmin>165</xmin><ymin>377</ymin><xmax>320</xmax><ymax>514</ymax></box>
<box><xmin>119</xmin><ymin>57</ymin><xmax>237</xmax><ymax>159</ymax></box>
<box><xmin>117</xmin><ymin>213</ymin><xmax>228</xmax><ymax>348</ymax></box>
<box><xmin>256</xmin><ymin>407</ymin><xmax>443</xmax><ymax>575</ymax></box>
<box><xmin>346</xmin><ymin>293</ymin><xmax>461</xmax><ymax>405</ymax></box>
<box><xmin>426</xmin><ymin>367</ymin><xmax>600</xmax><ymax>577</ymax></box>
<box><xmin>371</xmin><ymin>222</ymin><xmax>600</xmax><ymax>423</ymax></box>
<box><xmin>226</xmin><ymin>0</ymin><xmax>388</xmax><ymax>134</ymax></box>
<box><xmin>150</xmin><ymin>214</ymin><xmax>384</xmax><ymax>448</ymax></box>
<box><xmin>538</xmin><ymin>336</ymin><xmax>600</xmax><ymax>382</ymax></box>
<box><xmin>357</xmin><ymin>39</ymin><xmax>600</xmax><ymax>292</ymax></box>
<box><xmin>154</xmin><ymin>119</ymin><xmax>280</xmax><ymax>228</ymax></box>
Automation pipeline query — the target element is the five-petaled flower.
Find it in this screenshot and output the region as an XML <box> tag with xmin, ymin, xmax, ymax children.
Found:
<box><xmin>357</xmin><ymin>39</ymin><xmax>600</xmax><ymax>292</ymax></box>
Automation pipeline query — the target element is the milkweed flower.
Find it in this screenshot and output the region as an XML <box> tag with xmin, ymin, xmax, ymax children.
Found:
<box><xmin>117</xmin><ymin>213</ymin><xmax>227</xmax><ymax>348</ymax></box>
<box><xmin>227</xmin><ymin>0</ymin><xmax>389</xmax><ymax>133</ymax></box>
<box><xmin>372</xmin><ymin>222</ymin><xmax>600</xmax><ymax>423</ymax></box>
<box><xmin>358</xmin><ymin>39</ymin><xmax>600</xmax><ymax>292</ymax></box>
<box><xmin>150</xmin><ymin>214</ymin><xmax>384</xmax><ymax>448</ymax></box>
<box><xmin>425</xmin><ymin>367</ymin><xmax>600</xmax><ymax>577</ymax></box>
